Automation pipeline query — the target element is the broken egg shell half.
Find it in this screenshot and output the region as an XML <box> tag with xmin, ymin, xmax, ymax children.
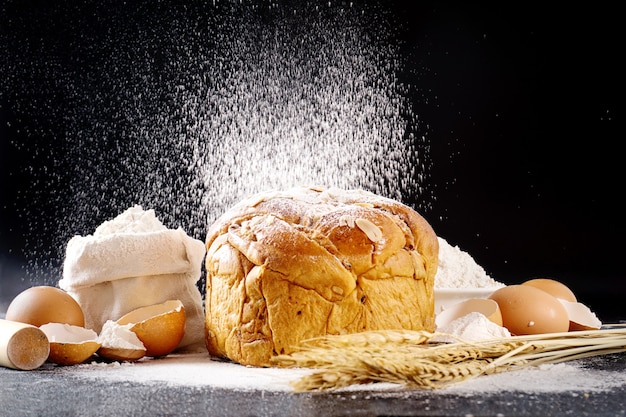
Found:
<box><xmin>97</xmin><ymin>346</ymin><xmax>146</xmax><ymax>362</ymax></box>
<box><xmin>434</xmin><ymin>288</ymin><xmax>503</xmax><ymax>314</ymax></box>
<box><xmin>435</xmin><ymin>298</ymin><xmax>503</xmax><ymax>329</ymax></box>
<box><xmin>97</xmin><ymin>320</ymin><xmax>146</xmax><ymax>362</ymax></box>
<box><xmin>39</xmin><ymin>323</ymin><xmax>100</xmax><ymax>366</ymax></box>
<box><xmin>558</xmin><ymin>299</ymin><xmax>603</xmax><ymax>331</ymax></box>
<box><xmin>116</xmin><ymin>299</ymin><xmax>186</xmax><ymax>357</ymax></box>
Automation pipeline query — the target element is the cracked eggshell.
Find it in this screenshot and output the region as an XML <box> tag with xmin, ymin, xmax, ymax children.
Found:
<box><xmin>97</xmin><ymin>320</ymin><xmax>146</xmax><ymax>362</ymax></box>
<box><xmin>116</xmin><ymin>299</ymin><xmax>186</xmax><ymax>357</ymax></box>
<box><xmin>435</xmin><ymin>298</ymin><xmax>503</xmax><ymax>329</ymax></box>
<box><xmin>558</xmin><ymin>299</ymin><xmax>603</xmax><ymax>331</ymax></box>
<box><xmin>39</xmin><ymin>323</ymin><xmax>100</xmax><ymax>365</ymax></box>
<box><xmin>97</xmin><ymin>346</ymin><xmax>145</xmax><ymax>362</ymax></box>
<box><xmin>434</xmin><ymin>288</ymin><xmax>502</xmax><ymax>314</ymax></box>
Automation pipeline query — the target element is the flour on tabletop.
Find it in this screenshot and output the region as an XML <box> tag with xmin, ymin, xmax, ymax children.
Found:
<box><xmin>435</xmin><ymin>237</ymin><xmax>505</xmax><ymax>289</ymax></box>
<box><xmin>54</xmin><ymin>351</ymin><xmax>625</xmax><ymax>394</ymax></box>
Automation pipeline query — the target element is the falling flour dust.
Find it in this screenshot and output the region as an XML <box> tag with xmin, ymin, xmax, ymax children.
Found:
<box><xmin>0</xmin><ymin>2</ymin><xmax>433</xmax><ymax>283</ymax></box>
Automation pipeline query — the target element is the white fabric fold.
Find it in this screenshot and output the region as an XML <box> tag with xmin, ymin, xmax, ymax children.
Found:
<box><xmin>61</xmin><ymin>228</ymin><xmax>203</xmax><ymax>287</ymax></box>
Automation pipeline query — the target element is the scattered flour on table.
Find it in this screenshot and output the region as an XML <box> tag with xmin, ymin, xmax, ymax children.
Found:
<box><xmin>51</xmin><ymin>351</ymin><xmax>626</xmax><ymax>394</ymax></box>
<box><xmin>440</xmin><ymin>362</ymin><xmax>626</xmax><ymax>394</ymax></box>
<box><xmin>435</xmin><ymin>237</ymin><xmax>505</xmax><ymax>289</ymax></box>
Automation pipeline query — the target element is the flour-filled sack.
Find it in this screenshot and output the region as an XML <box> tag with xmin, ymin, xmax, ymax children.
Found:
<box><xmin>60</xmin><ymin>205</ymin><xmax>206</xmax><ymax>350</ymax></box>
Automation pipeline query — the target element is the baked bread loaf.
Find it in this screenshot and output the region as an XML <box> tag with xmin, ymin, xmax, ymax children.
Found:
<box><xmin>204</xmin><ymin>186</ymin><xmax>439</xmax><ymax>366</ymax></box>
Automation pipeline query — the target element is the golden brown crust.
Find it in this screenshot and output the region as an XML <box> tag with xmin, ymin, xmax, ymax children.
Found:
<box><xmin>205</xmin><ymin>186</ymin><xmax>438</xmax><ymax>366</ymax></box>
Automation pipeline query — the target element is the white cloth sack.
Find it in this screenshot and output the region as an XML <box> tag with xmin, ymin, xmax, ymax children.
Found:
<box><xmin>59</xmin><ymin>215</ymin><xmax>206</xmax><ymax>351</ymax></box>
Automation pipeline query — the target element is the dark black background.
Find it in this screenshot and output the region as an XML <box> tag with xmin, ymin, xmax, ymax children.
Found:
<box><xmin>1</xmin><ymin>1</ymin><xmax>623</xmax><ymax>321</ymax></box>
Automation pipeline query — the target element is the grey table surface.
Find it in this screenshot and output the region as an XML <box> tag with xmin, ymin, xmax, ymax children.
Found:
<box><xmin>2</xmin><ymin>352</ymin><xmax>625</xmax><ymax>417</ymax></box>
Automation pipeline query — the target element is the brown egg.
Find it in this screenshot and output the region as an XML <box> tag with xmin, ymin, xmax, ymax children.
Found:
<box><xmin>521</xmin><ymin>278</ymin><xmax>577</xmax><ymax>302</ymax></box>
<box><xmin>5</xmin><ymin>286</ymin><xmax>85</xmax><ymax>327</ymax></box>
<box><xmin>488</xmin><ymin>285</ymin><xmax>570</xmax><ymax>335</ymax></box>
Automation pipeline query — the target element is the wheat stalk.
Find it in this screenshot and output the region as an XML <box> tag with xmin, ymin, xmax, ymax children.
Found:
<box><xmin>272</xmin><ymin>328</ymin><xmax>626</xmax><ymax>392</ymax></box>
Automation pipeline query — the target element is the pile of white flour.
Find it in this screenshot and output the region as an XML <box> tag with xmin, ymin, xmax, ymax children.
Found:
<box><xmin>433</xmin><ymin>237</ymin><xmax>508</xmax><ymax>339</ymax></box>
<box><xmin>435</xmin><ymin>237</ymin><xmax>505</xmax><ymax>289</ymax></box>
<box><xmin>433</xmin><ymin>311</ymin><xmax>511</xmax><ymax>342</ymax></box>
